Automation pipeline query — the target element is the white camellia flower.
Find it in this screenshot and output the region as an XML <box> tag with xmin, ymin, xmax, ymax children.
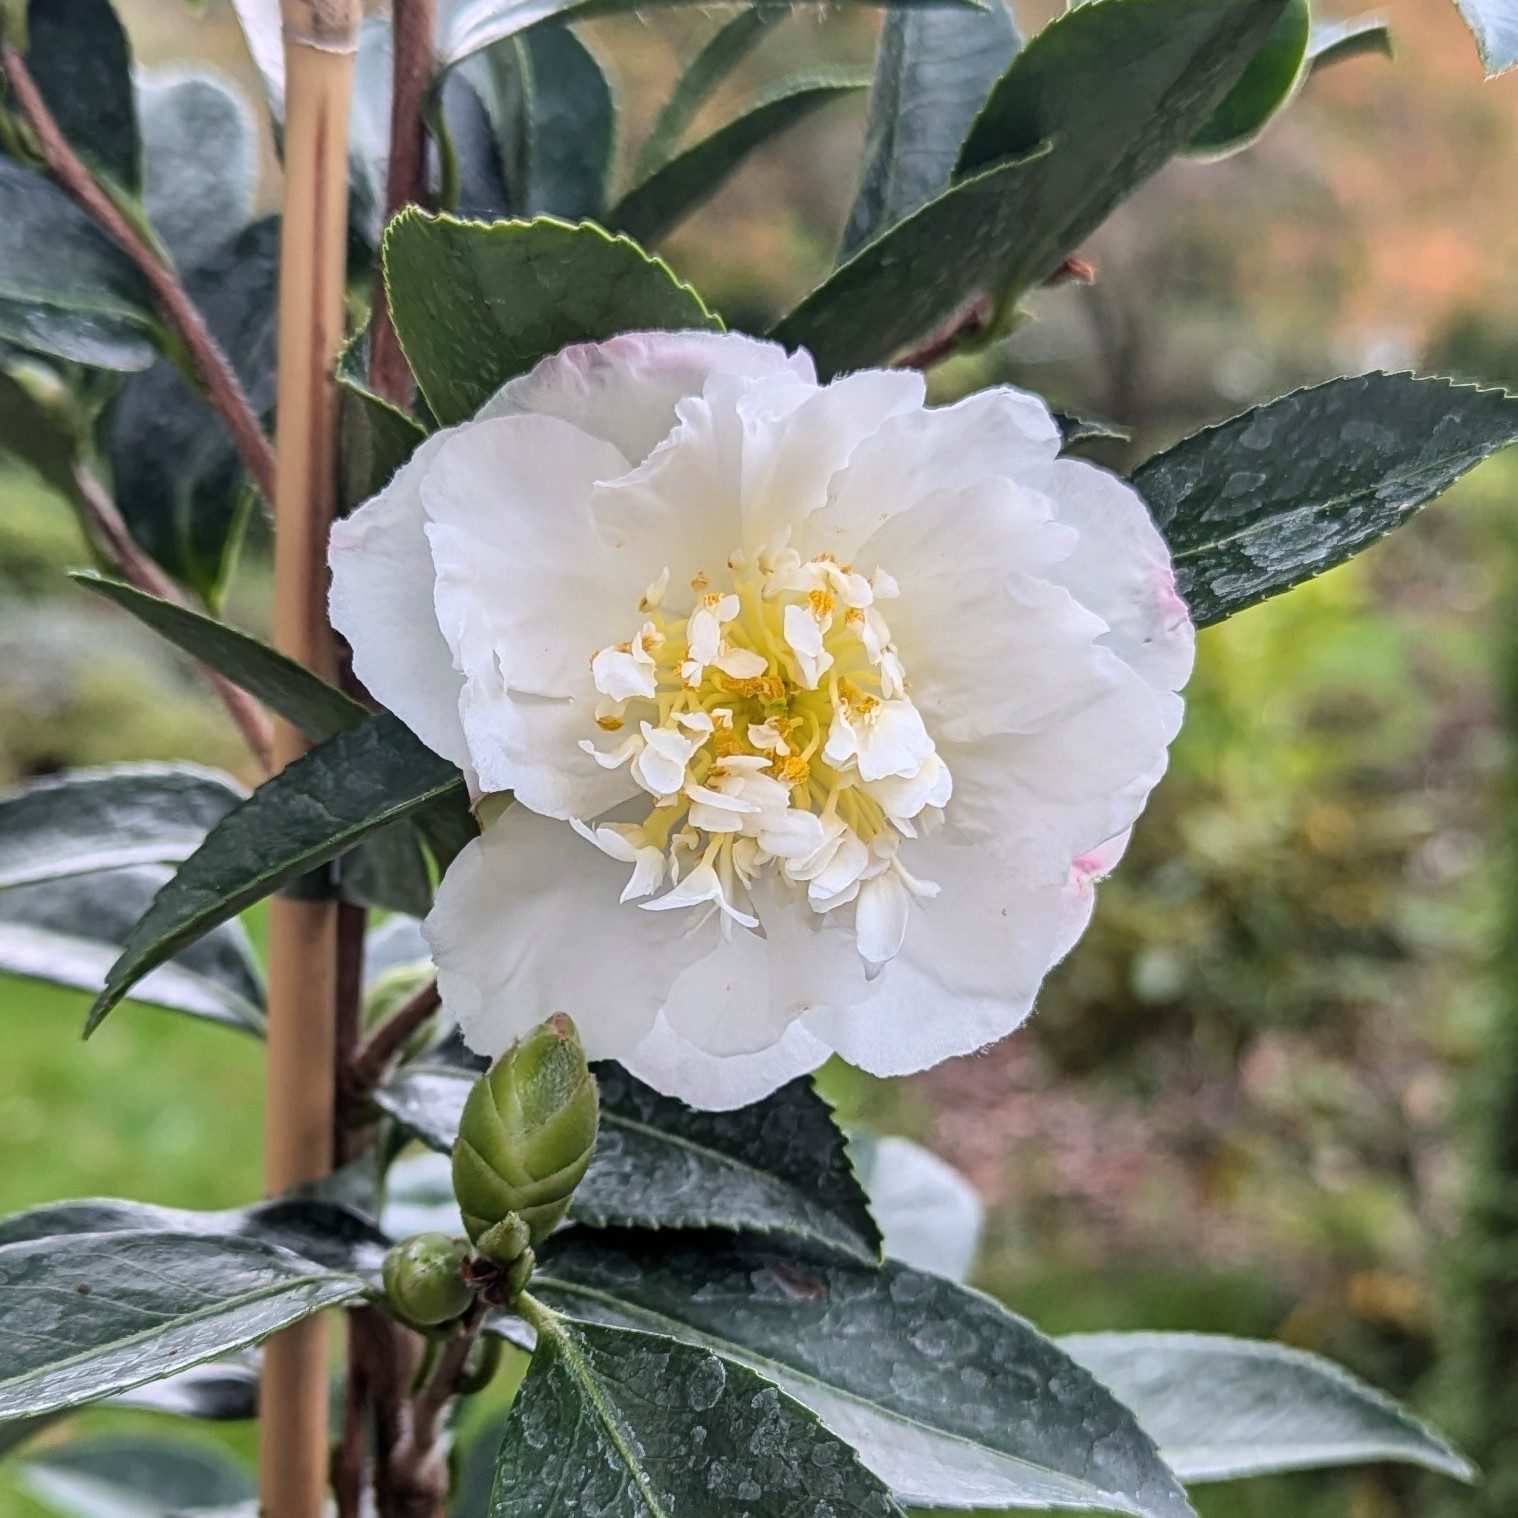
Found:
<box><xmin>330</xmin><ymin>330</ymin><xmax>1193</xmax><ymax>1109</ymax></box>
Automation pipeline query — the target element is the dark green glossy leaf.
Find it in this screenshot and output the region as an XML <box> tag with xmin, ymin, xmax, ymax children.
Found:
<box><xmin>1132</xmin><ymin>372</ymin><xmax>1518</xmax><ymax>627</ymax></box>
<box><xmin>1454</xmin><ymin>0</ymin><xmax>1518</xmax><ymax>74</ymax></box>
<box><xmin>385</xmin><ymin>211</ymin><xmax>719</xmax><ymax>425</ymax></box>
<box><xmin>376</xmin><ymin>1061</ymin><xmax>881</xmax><ymax>1261</ymax></box>
<box><xmin>0</xmin><ymin>867</ymin><xmax>266</xmax><ymax>1033</ymax></box>
<box><xmin>77</xmin><ymin>571</ymin><xmax>469</xmax><ymax>906</ymax></box>
<box><xmin>17</xmin><ymin>1435</ymin><xmax>254</xmax><ymax>1518</ymax></box>
<box><xmin>75</xmin><ymin>573</ymin><xmax>362</xmax><ymax>740</ymax></box>
<box><xmin>611</xmin><ymin>72</ymin><xmax>868</xmax><ymax>247</ymax></box>
<box><xmin>635</xmin><ymin>7</ymin><xmax>788</xmax><ymax>180</ymax></box>
<box><xmin>0</xmin><ymin>763</ymin><xmax>245</xmax><ymax>890</ymax></box>
<box><xmin>502</xmin><ymin>1301</ymin><xmax>908</xmax><ymax>1517</ymax></box>
<box><xmin>339</xmin><ymin>373</ymin><xmax>428</xmax><ymax>511</ymax></box>
<box><xmin>839</xmin><ymin>1</ymin><xmax>1019</xmax><ymax>260</ymax></box>
<box><xmin>85</xmin><ymin>713</ymin><xmax>465</xmax><ymax>1034</ymax></box>
<box><xmin>0</xmin><ymin>161</ymin><xmax>155</xmax><ymax>371</ymax></box>
<box><xmin>511</xmin><ymin>25</ymin><xmax>616</xmax><ymax>220</ymax></box>
<box><xmin>0</xmin><ymin>362</ymin><xmax>86</xmax><ymax>506</ymax></box>
<box><xmin>76</xmin><ymin>573</ymin><xmax>474</xmax><ymax>909</ymax></box>
<box><xmin>779</xmin><ymin>0</ymin><xmax>1285</xmax><ymax>376</ymax></box>
<box><xmin>1186</xmin><ymin>0</ymin><xmax>1308</xmax><ymax>158</ymax></box>
<box><xmin>1307</xmin><ymin>16</ymin><xmax>1393</xmax><ymax>73</ymax></box>
<box><xmin>139</xmin><ymin>70</ymin><xmax>257</xmax><ymax>270</ymax></box>
<box><xmin>1063</xmin><ymin>1333</ymin><xmax>1475</xmax><ymax>1484</ymax></box>
<box><xmin>0</xmin><ymin>1195</ymin><xmax>388</xmax><ymax>1278</ymax></box>
<box><xmin>107</xmin><ymin>217</ymin><xmax>279</xmax><ymax>602</ymax></box>
<box><xmin>0</xmin><ymin>1231</ymin><xmax>366</xmax><ymax>1419</ymax></box>
<box><xmin>24</xmin><ymin>0</ymin><xmax>139</xmax><ymax>191</ymax></box>
<box><xmin>532</xmin><ymin>1233</ymin><xmax>1194</xmax><ymax>1514</ymax></box>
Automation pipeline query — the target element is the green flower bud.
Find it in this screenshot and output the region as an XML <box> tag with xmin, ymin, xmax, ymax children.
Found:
<box><xmin>452</xmin><ymin>1013</ymin><xmax>599</xmax><ymax>1247</ymax></box>
<box><xmin>502</xmin><ymin>1246</ymin><xmax>535</xmax><ymax>1304</ymax></box>
<box><xmin>474</xmin><ymin>1212</ymin><xmax>532</xmax><ymax>1269</ymax></box>
<box><xmin>381</xmin><ymin>1234</ymin><xmax>473</xmax><ymax>1328</ymax></box>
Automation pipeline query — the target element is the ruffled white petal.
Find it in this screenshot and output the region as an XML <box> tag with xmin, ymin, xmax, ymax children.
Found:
<box><xmin>427</xmin><ymin>805</ymin><xmax>706</xmax><ymax>1062</ymax></box>
<box><xmin>328</xmin><ymin>433</ymin><xmax>474</xmax><ymax>782</ymax></box>
<box><xmin>479</xmin><ymin>329</ymin><xmax>812</xmax><ymax>467</ymax></box>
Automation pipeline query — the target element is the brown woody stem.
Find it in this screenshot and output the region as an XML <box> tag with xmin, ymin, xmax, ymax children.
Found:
<box><xmin>367</xmin><ymin>0</ymin><xmax>438</xmax><ymax>406</ymax></box>
<box><xmin>0</xmin><ymin>46</ymin><xmax>277</xmax><ymax>504</ymax></box>
<box><xmin>349</xmin><ymin>979</ymin><xmax>441</xmax><ymax>1097</ymax></box>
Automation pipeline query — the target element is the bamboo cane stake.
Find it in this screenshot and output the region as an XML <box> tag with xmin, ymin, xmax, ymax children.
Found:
<box><xmin>262</xmin><ymin>6</ymin><xmax>360</xmax><ymax>1517</ymax></box>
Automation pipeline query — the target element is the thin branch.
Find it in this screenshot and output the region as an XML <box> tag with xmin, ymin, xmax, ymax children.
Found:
<box><xmin>73</xmin><ymin>464</ymin><xmax>275</xmax><ymax>771</ymax></box>
<box><xmin>410</xmin><ymin>1299</ymin><xmax>489</xmax><ymax>1437</ymax></box>
<box><xmin>348</xmin><ymin>979</ymin><xmax>441</xmax><ymax>1096</ymax></box>
<box><xmin>367</xmin><ymin>0</ymin><xmax>438</xmax><ymax>406</ymax></box>
<box><xmin>0</xmin><ymin>45</ymin><xmax>278</xmax><ymax>503</ymax></box>
<box><xmin>334</xmin><ymin>900</ymin><xmax>371</xmax><ymax>1157</ymax></box>
<box><xmin>896</xmin><ymin>295</ymin><xmax>993</xmax><ymax>372</ymax></box>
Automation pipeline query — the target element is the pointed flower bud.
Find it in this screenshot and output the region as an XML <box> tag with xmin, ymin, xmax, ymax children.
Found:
<box><xmin>381</xmin><ymin>1234</ymin><xmax>473</xmax><ymax>1328</ymax></box>
<box><xmin>452</xmin><ymin>1013</ymin><xmax>599</xmax><ymax>1247</ymax></box>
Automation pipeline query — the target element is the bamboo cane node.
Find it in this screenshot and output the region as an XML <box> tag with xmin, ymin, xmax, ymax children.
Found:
<box><xmin>282</xmin><ymin>0</ymin><xmax>363</xmax><ymax>52</ymax></box>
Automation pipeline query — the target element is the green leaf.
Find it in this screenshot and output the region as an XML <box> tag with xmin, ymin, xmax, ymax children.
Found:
<box><xmin>0</xmin><ymin>361</ymin><xmax>86</xmax><ymax>506</ymax></box>
<box><xmin>0</xmin><ymin>160</ymin><xmax>155</xmax><ymax>371</ymax></box>
<box><xmin>1185</xmin><ymin>0</ymin><xmax>1309</xmax><ymax>158</ymax></box>
<box><xmin>23</xmin><ymin>0</ymin><xmax>140</xmax><ymax>192</ymax></box>
<box><xmin>779</xmin><ymin>0</ymin><xmax>1287</xmax><ymax>376</ymax></box>
<box><xmin>377</xmin><ymin>1061</ymin><xmax>882</xmax><ymax>1262</ymax></box>
<box><xmin>635</xmin><ymin>7</ymin><xmax>788</xmax><ymax>180</ymax></box>
<box><xmin>0</xmin><ymin>763</ymin><xmax>245</xmax><ymax>890</ymax></box>
<box><xmin>849</xmin><ymin>1132</ymin><xmax>982</xmax><ymax>1281</ymax></box>
<box><xmin>1132</xmin><ymin>372</ymin><xmax>1518</xmax><ymax>627</ymax></box>
<box><xmin>139</xmin><ymin>69</ymin><xmax>257</xmax><ymax>271</ymax></box>
<box><xmin>611</xmin><ymin>72</ymin><xmax>868</xmax><ymax>248</ymax></box>
<box><xmin>0</xmin><ymin>1231</ymin><xmax>366</xmax><ymax>1419</ymax></box>
<box><xmin>339</xmin><ymin>373</ymin><xmax>428</xmax><ymax>511</ymax></box>
<box><xmin>1307</xmin><ymin>16</ymin><xmax>1393</xmax><ymax>73</ymax></box>
<box><xmin>17</xmin><ymin>1435</ymin><xmax>254</xmax><ymax>1518</ymax></box>
<box><xmin>76</xmin><ymin>574</ymin><xmax>475</xmax><ymax>909</ymax></box>
<box><xmin>75</xmin><ymin>575</ymin><xmax>363</xmax><ymax>741</ymax></box>
<box><xmin>839</xmin><ymin>1</ymin><xmax>1019</xmax><ymax>260</ymax></box>
<box><xmin>85</xmin><ymin>713</ymin><xmax>465</xmax><ymax>1034</ymax></box>
<box><xmin>502</xmin><ymin>1301</ymin><xmax>908</xmax><ymax>1517</ymax></box>
<box><xmin>0</xmin><ymin>866</ymin><xmax>266</xmax><ymax>1033</ymax></box>
<box><xmin>384</xmin><ymin>211</ymin><xmax>719</xmax><ymax>425</ymax></box>
<box><xmin>0</xmin><ymin>1194</ymin><xmax>389</xmax><ymax>1277</ymax></box>
<box><xmin>1062</xmin><ymin>1333</ymin><xmax>1475</xmax><ymax>1484</ymax></box>
<box><xmin>499</xmin><ymin>24</ymin><xmax>616</xmax><ymax>220</ymax></box>
<box><xmin>107</xmin><ymin>217</ymin><xmax>279</xmax><ymax>601</ymax></box>
<box><xmin>532</xmin><ymin>1233</ymin><xmax>1194</xmax><ymax>1514</ymax></box>
<box><xmin>1454</xmin><ymin>0</ymin><xmax>1518</xmax><ymax>74</ymax></box>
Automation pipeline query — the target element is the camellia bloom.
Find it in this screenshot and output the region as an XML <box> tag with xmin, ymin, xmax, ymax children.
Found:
<box><xmin>330</xmin><ymin>331</ymin><xmax>1193</xmax><ymax>1108</ymax></box>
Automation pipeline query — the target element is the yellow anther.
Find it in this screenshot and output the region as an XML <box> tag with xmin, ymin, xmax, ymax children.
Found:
<box><xmin>720</xmin><ymin>673</ymin><xmax>788</xmax><ymax>704</ymax></box>
<box><xmin>596</xmin><ymin>715</ymin><xmax>624</xmax><ymax>732</ymax></box>
<box><xmin>844</xmin><ymin>606</ymin><xmax>866</xmax><ymax>626</ymax></box>
<box><xmin>691</xmin><ymin>570</ymin><xmax>711</xmax><ymax>591</ymax></box>
<box><xmin>808</xmin><ymin>588</ymin><xmax>835</xmax><ymax>620</ymax></box>
<box><xmin>776</xmin><ymin>755</ymin><xmax>811</xmax><ymax>786</ymax></box>
<box><xmin>700</xmin><ymin>591</ymin><xmax>724</xmax><ymax>610</ymax></box>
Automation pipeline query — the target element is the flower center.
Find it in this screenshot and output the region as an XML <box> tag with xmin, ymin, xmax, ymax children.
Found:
<box><xmin>577</xmin><ymin>540</ymin><xmax>951</xmax><ymax>967</ymax></box>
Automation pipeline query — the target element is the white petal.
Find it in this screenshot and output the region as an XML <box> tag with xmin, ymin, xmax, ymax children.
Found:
<box><xmin>852</xmin><ymin>700</ymin><xmax>935</xmax><ymax>782</ymax></box>
<box><xmin>812</xmin><ymin>386</ymin><xmax>1062</xmax><ymax>553</ymax></box>
<box><xmin>479</xmin><ymin>329</ymin><xmax>813</xmax><ymax>468</ymax></box>
<box><xmin>624</xmin><ymin>1014</ymin><xmax>832</xmax><ymax>1110</ymax></box>
<box><xmin>328</xmin><ymin>433</ymin><xmax>474</xmax><ymax>782</ymax></box>
<box><xmin>856</xmin><ymin>871</ymin><xmax>910</xmax><ymax>966</ymax></box>
<box><xmin>1043</xmin><ymin>458</ymin><xmax>1195</xmax><ymax>709</ymax></box>
<box><xmin>427</xmin><ymin>806</ymin><xmax>703</xmax><ymax>1063</ymax></box>
<box><xmin>802</xmin><ymin>835</ymin><xmax>1099</xmax><ymax>1075</ymax></box>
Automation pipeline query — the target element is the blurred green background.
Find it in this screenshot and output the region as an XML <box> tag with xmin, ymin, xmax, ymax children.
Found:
<box><xmin>5</xmin><ymin>2</ymin><xmax>1518</xmax><ymax>1515</ymax></box>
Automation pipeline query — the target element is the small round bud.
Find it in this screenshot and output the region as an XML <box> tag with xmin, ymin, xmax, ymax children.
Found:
<box><xmin>474</xmin><ymin>1212</ymin><xmax>532</xmax><ymax>1269</ymax></box>
<box><xmin>381</xmin><ymin>1234</ymin><xmax>473</xmax><ymax>1328</ymax></box>
<box><xmin>452</xmin><ymin>1014</ymin><xmax>599</xmax><ymax>1247</ymax></box>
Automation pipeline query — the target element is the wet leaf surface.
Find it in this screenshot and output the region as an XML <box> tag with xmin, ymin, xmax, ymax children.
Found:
<box><xmin>1134</xmin><ymin>372</ymin><xmax>1518</xmax><ymax>626</ymax></box>
<box><xmin>1063</xmin><ymin>1333</ymin><xmax>1474</xmax><ymax>1484</ymax></box>
<box><xmin>532</xmin><ymin>1232</ymin><xmax>1194</xmax><ymax>1514</ymax></box>
<box><xmin>0</xmin><ymin>1231</ymin><xmax>365</xmax><ymax>1419</ymax></box>
<box><xmin>496</xmin><ymin>1304</ymin><xmax>907</xmax><ymax>1517</ymax></box>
